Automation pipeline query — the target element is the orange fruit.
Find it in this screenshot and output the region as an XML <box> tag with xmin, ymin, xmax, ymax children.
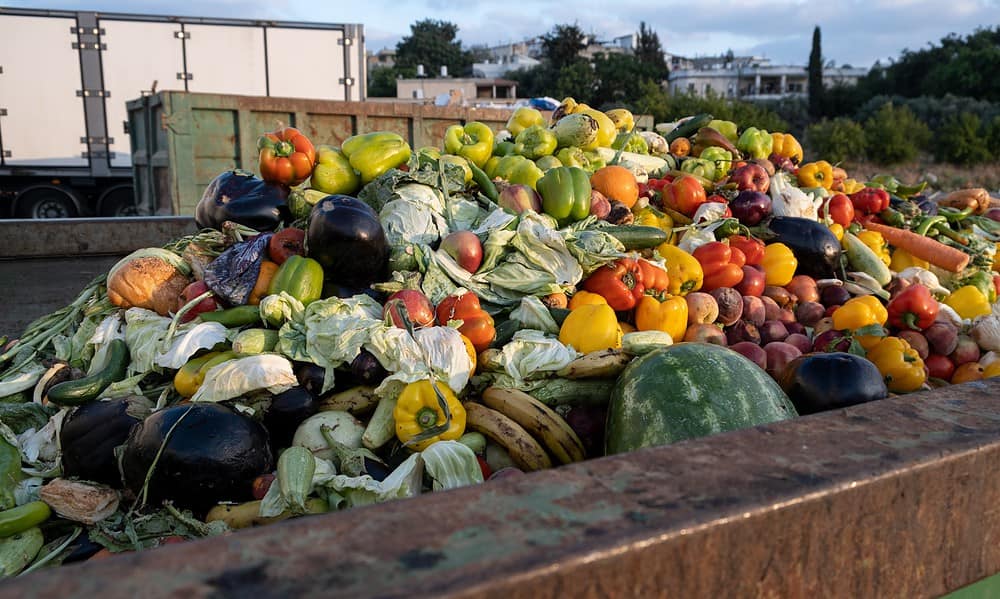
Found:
<box><xmin>590</xmin><ymin>165</ymin><xmax>639</xmax><ymax>209</ymax></box>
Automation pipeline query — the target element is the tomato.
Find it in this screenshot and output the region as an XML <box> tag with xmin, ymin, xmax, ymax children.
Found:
<box><xmin>268</xmin><ymin>227</ymin><xmax>306</xmax><ymax>265</ymax></box>
<box><xmin>693</xmin><ymin>241</ymin><xmax>745</xmax><ymax>291</ymax></box>
<box><xmin>178</xmin><ymin>280</ymin><xmax>218</xmax><ymax>323</ymax></box>
<box><xmin>436</xmin><ymin>292</ymin><xmax>496</xmax><ymax>353</ymax></box>
<box><xmin>662</xmin><ymin>174</ymin><xmax>707</xmax><ymax>217</ymax></box>
<box><xmin>825</xmin><ymin>194</ymin><xmax>855</xmax><ymax>228</ymax></box>
<box><xmin>728</xmin><ymin>235</ymin><xmax>766</xmax><ymax>265</ymax></box>
<box><xmin>384</xmin><ymin>290</ymin><xmax>436</xmax><ymax>328</ymax></box>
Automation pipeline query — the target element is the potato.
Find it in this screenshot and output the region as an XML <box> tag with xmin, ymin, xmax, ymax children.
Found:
<box><xmin>685</xmin><ymin>292</ymin><xmax>719</xmax><ymax>325</ymax></box>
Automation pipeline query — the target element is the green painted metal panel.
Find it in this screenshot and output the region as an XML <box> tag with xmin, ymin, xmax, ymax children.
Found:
<box><xmin>943</xmin><ymin>572</ymin><xmax>1000</xmax><ymax>599</ymax></box>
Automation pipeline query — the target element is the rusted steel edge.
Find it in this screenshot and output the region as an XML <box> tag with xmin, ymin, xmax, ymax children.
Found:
<box><xmin>1</xmin><ymin>217</ymin><xmax>197</xmax><ymax>259</ymax></box>
<box><xmin>5</xmin><ymin>380</ymin><xmax>1000</xmax><ymax>598</ymax></box>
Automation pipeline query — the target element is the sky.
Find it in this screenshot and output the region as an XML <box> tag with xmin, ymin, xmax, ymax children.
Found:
<box><xmin>8</xmin><ymin>0</ymin><xmax>1000</xmax><ymax>68</ymax></box>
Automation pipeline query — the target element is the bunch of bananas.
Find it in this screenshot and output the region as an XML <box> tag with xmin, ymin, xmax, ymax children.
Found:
<box><xmin>465</xmin><ymin>349</ymin><xmax>634</xmax><ymax>471</ymax></box>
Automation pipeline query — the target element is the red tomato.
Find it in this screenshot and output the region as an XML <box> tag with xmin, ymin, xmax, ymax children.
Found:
<box><xmin>825</xmin><ymin>194</ymin><xmax>855</xmax><ymax>228</ymax></box>
<box><xmin>728</xmin><ymin>235</ymin><xmax>766</xmax><ymax>265</ymax></box>
<box><xmin>662</xmin><ymin>174</ymin><xmax>707</xmax><ymax>217</ymax></box>
<box><xmin>436</xmin><ymin>292</ymin><xmax>496</xmax><ymax>353</ymax></box>
<box><xmin>268</xmin><ymin>227</ymin><xmax>306</xmax><ymax>265</ymax></box>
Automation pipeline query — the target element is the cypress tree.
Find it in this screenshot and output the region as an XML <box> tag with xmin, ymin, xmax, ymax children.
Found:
<box><xmin>808</xmin><ymin>26</ymin><xmax>824</xmax><ymax>117</ymax></box>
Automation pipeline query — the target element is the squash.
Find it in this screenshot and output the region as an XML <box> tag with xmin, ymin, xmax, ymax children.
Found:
<box><xmin>121</xmin><ymin>403</ymin><xmax>274</xmax><ymax>511</ymax></box>
<box><xmin>605</xmin><ymin>342</ymin><xmax>797</xmax><ymax>454</ymax></box>
<box><xmin>60</xmin><ymin>396</ymin><xmax>152</xmax><ymax>487</ymax></box>
<box><xmin>778</xmin><ymin>352</ymin><xmax>888</xmax><ymax>415</ymax></box>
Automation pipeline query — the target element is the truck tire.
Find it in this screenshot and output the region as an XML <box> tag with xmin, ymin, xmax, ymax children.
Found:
<box><xmin>16</xmin><ymin>186</ymin><xmax>79</xmax><ymax>219</ymax></box>
<box><xmin>97</xmin><ymin>185</ymin><xmax>137</xmax><ymax>217</ymax></box>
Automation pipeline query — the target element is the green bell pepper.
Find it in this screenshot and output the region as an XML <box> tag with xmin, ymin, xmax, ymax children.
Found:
<box><xmin>268</xmin><ymin>255</ymin><xmax>324</xmax><ymax>306</ymax></box>
<box><xmin>493</xmin><ymin>155</ymin><xmax>545</xmax><ymax>189</ymax></box>
<box><xmin>556</xmin><ymin>147</ymin><xmax>586</xmax><ymax>168</ymax></box>
<box><xmin>537</xmin><ymin>166</ymin><xmax>592</xmax><ymax>226</ymax></box>
<box><xmin>679</xmin><ymin>157</ymin><xmax>716</xmax><ymax>182</ymax></box>
<box><xmin>957</xmin><ymin>270</ymin><xmax>998</xmax><ymax>304</ymax></box>
<box><xmin>708</xmin><ymin>119</ymin><xmax>738</xmax><ymax>143</ymax></box>
<box><xmin>505</xmin><ymin>106</ymin><xmax>546</xmax><ymax>137</ymax></box>
<box><xmin>484</xmin><ymin>155</ymin><xmax>503</xmax><ymax>178</ymax></box>
<box><xmin>444</xmin><ymin>121</ymin><xmax>494</xmax><ymax>168</ymax></box>
<box><xmin>535</xmin><ymin>155</ymin><xmax>562</xmax><ymax>171</ymax></box>
<box><xmin>611</xmin><ymin>131</ymin><xmax>649</xmax><ymax>154</ymax></box>
<box><xmin>493</xmin><ymin>140</ymin><xmax>517</xmax><ymax>157</ymax></box>
<box><xmin>736</xmin><ymin>127</ymin><xmax>773</xmax><ymax>160</ymax></box>
<box><xmin>311</xmin><ymin>145</ymin><xmax>361</xmax><ymax>195</ymax></box>
<box><xmin>514</xmin><ymin>125</ymin><xmax>558</xmax><ymax>160</ymax></box>
<box><xmin>341</xmin><ymin>132</ymin><xmax>412</xmax><ymax>184</ymax></box>
<box><xmin>699</xmin><ymin>147</ymin><xmax>733</xmax><ymax>181</ymax></box>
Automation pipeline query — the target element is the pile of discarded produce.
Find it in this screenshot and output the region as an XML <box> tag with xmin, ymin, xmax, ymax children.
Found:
<box><xmin>0</xmin><ymin>98</ymin><xmax>999</xmax><ymax>573</ymax></box>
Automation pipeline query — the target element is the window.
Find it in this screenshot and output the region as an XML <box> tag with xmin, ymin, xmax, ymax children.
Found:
<box><xmin>704</xmin><ymin>83</ymin><xmax>711</xmax><ymax>94</ymax></box>
<box><xmin>688</xmin><ymin>83</ymin><xmax>695</xmax><ymax>92</ymax></box>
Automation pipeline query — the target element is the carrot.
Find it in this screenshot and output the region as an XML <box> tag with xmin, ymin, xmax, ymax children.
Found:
<box><xmin>861</xmin><ymin>217</ymin><xmax>969</xmax><ymax>272</ymax></box>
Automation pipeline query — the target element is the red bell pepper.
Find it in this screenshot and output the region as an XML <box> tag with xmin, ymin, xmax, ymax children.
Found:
<box><xmin>887</xmin><ymin>283</ymin><xmax>939</xmax><ymax>331</ymax></box>
<box><xmin>435</xmin><ymin>291</ymin><xmax>496</xmax><ymax>353</ymax></box>
<box><xmin>727</xmin><ymin>235</ymin><xmax>766</xmax><ymax>266</ymax></box>
<box><xmin>582</xmin><ymin>258</ymin><xmax>645</xmax><ymax>311</ymax></box>
<box><xmin>637</xmin><ymin>258</ymin><xmax>669</xmax><ymax>299</ymax></box>
<box><xmin>662</xmin><ymin>174</ymin><xmax>707</xmax><ymax>217</ymax></box>
<box><xmin>257</xmin><ymin>127</ymin><xmax>316</xmax><ymax>187</ymax></box>
<box><xmin>693</xmin><ymin>241</ymin><xmax>746</xmax><ymax>292</ymax></box>
<box><xmin>849</xmin><ymin>187</ymin><xmax>890</xmax><ymax>217</ymax></box>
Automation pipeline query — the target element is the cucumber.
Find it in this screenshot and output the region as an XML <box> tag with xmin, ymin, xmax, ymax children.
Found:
<box><xmin>0</xmin><ymin>501</ymin><xmax>50</xmax><ymax>538</ymax></box>
<box><xmin>602</xmin><ymin>225</ymin><xmax>669</xmax><ymax>250</ymax></box>
<box><xmin>605</xmin><ymin>343</ymin><xmax>796</xmax><ymax>454</ymax></box>
<box><xmin>232</xmin><ymin>328</ymin><xmax>280</xmax><ymax>354</ymax></box>
<box><xmin>46</xmin><ymin>339</ymin><xmax>129</xmax><ymax>406</ymax></box>
<box><xmin>199</xmin><ymin>305</ymin><xmax>262</xmax><ymax>328</ymax></box>
<box><xmin>842</xmin><ymin>231</ymin><xmax>892</xmax><ymax>287</ymax></box>
<box><xmin>276</xmin><ymin>446</ymin><xmax>315</xmax><ymax>513</ymax></box>
<box><xmin>663</xmin><ymin>113</ymin><xmax>713</xmax><ymax>143</ymax></box>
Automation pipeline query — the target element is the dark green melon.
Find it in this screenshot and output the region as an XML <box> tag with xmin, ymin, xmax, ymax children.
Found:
<box><xmin>605</xmin><ymin>342</ymin><xmax>797</xmax><ymax>454</ymax></box>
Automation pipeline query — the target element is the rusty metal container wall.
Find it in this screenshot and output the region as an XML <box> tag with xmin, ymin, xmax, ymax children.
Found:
<box><xmin>126</xmin><ymin>92</ymin><xmax>529</xmax><ymax>217</ymax></box>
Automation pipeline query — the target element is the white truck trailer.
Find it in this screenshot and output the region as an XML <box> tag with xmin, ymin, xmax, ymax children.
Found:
<box><xmin>0</xmin><ymin>7</ymin><xmax>365</xmax><ymax>218</ymax></box>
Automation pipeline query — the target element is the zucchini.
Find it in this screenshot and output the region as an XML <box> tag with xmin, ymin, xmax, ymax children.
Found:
<box><xmin>0</xmin><ymin>501</ymin><xmax>50</xmax><ymax>538</ymax></box>
<box><xmin>276</xmin><ymin>446</ymin><xmax>315</xmax><ymax>513</ymax></box>
<box><xmin>842</xmin><ymin>231</ymin><xmax>892</xmax><ymax>287</ymax></box>
<box><xmin>361</xmin><ymin>395</ymin><xmax>398</xmax><ymax>451</ymax></box>
<box><xmin>198</xmin><ymin>305</ymin><xmax>262</xmax><ymax>328</ymax></box>
<box><xmin>232</xmin><ymin>328</ymin><xmax>280</xmax><ymax>354</ymax></box>
<box><xmin>663</xmin><ymin>113</ymin><xmax>713</xmax><ymax>143</ymax></box>
<box><xmin>602</xmin><ymin>225</ymin><xmax>668</xmax><ymax>250</ymax></box>
<box><xmin>46</xmin><ymin>339</ymin><xmax>129</xmax><ymax>406</ymax></box>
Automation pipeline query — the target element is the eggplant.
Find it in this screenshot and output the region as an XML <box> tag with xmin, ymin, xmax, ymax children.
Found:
<box><xmin>350</xmin><ymin>349</ymin><xmax>388</xmax><ymax>386</ymax></box>
<box><xmin>195</xmin><ymin>169</ymin><xmax>290</xmax><ymax>232</ymax></box>
<box><xmin>763</xmin><ymin>216</ymin><xmax>842</xmax><ymax>279</ymax></box>
<box><xmin>265</xmin><ymin>387</ymin><xmax>319</xmax><ymax>450</ymax></box>
<box><xmin>60</xmin><ymin>396</ymin><xmax>152</xmax><ymax>487</ymax></box>
<box><xmin>306</xmin><ymin>195</ymin><xmax>389</xmax><ymax>289</ymax></box>
<box><xmin>121</xmin><ymin>403</ymin><xmax>274</xmax><ymax>511</ymax></box>
<box><xmin>778</xmin><ymin>352</ymin><xmax>888</xmax><ymax>415</ymax></box>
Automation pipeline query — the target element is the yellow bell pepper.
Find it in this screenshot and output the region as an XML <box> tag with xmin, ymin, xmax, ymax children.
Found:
<box><xmin>173</xmin><ymin>351</ymin><xmax>238</xmax><ymax>398</ymax></box>
<box><xmin>394</xmin><ymin>380</ymin><xmax>466</xmax><ymax>451</ymax></box>
<box><xmin>559</xmin><ymin>303</ymin><xmax>622</xmax><ymax>353</ymax></box>
<box><xmin>634</xmin><ymin>295</ymin><xmax>688</xmax><ymax>342</ymax></box>
<box><xmin>565</xmin><ymin>101</ymin><xmax>616</xmax><ymax>149</ymax></box>
<box><xmin>984</xmin><ymin>361</ymin><xmax>1000</xmax><ymax>378</ymax></box>
<box><xmin>832</xmin><ymin>295</ymin><xmax>888</xmax><ymax>349</ymax></box>
<box><xmin>459</xmin><ymin>334</ymin><xmax>477</xmax><ymax>372</ymax></box>
<box><xmin>635</xmin><ymin>207</ymin><xmax>676</xmax><ymax>245</ymax></box>
<box><xmin>656</xmin><ymin>243</ymin><xmax>703</xmax><ymax>296</ymax></box>
<box><xmin>797</xmin><ymin>160</ymin><xmax>834</xmax><ymax>190</ymax></box>
<box><xmin>856</xmin><ymin>230</ymin><xmax>891</xmax><ymax>266</ymax></box>
<box><xmin>944</xmin><ymin>285</ymin><xmax>992</xmax><ymax>320</ymax></box>
<box><xmin>770</xmin><ymin>132</ymin><xmax>804</xmax><ymax>164</ymax></box>
<box><xmin>840</xmin><ymin>178</ymin><xmax>865</xmax><ymax>195</ymax></box>
<box><xmin>890</xmin><ymin>248</ymin><xmax>930</xmax><ymax>271</ymax></box>
<box><xmin>760</xmin><ymin>243</ymin><xmax>798</xmax><ymax>287</ymax></box>
<box><xmin>866</xmin><ymin>336</ymin><xmax>927</xmax><ymax>393</ymax></box>
<box><xmin>568</xmin><ymin>289</ymin><xmax>608</xmax><ymax>310</ymax></box>
<box><xmin>828</xmin><ymin>223</ymin><xmax>845</xmax><ymax>241</ymax></box>
<box><xmin>605</xmin><ymin>108</ymin><xmax>635</xmax><ymax>133</ymax></box>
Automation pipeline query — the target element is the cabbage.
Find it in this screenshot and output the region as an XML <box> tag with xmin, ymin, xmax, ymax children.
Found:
<box><xmin>496</xmin><ymin>329</ymin><xmax>579</xmax><ymax>386</ymax></box>
<box><xmin>422</xmin><ymin>440</ymin><xmax>484</xmax><ymax>490</ymax></box>
<box><xmin>190</xmin><ymin>355</ymin><xmax>297</xmax><ymax>403</ymax></box>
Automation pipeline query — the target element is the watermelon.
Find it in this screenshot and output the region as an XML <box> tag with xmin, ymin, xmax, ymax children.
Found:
<box><xmin>605</xmin><ymin>342</ymin><xmax>797</xmax><ymax>454</ymax></box>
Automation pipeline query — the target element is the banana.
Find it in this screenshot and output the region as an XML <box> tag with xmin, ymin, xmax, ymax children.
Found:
<box><xmin>318</xmin><ymin>385</ymin><xmax>379</xmax><ymax>415</ymax></box>
<box><xmin>481</xmin><ymin>387</ymin><xmax>586</xmax><ymax>465</ymax></box>
<box><xmin>556</xmin><ymin>349</ymin><xmax>632</xmax><ymax>379</ymax></box>
<box><xmin>463</xmin><ymin>402</ymin><xmax>552</xmax><ymax>472</ymax></box>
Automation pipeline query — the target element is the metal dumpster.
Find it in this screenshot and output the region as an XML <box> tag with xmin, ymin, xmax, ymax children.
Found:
<box><xmin>2</xmin><ymin>219</ymin><xmax>1000</xmax><ymax>597</ymax></box>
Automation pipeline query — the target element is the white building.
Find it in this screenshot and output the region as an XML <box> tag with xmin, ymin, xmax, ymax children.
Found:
<box><xmin>667</xmin><ymin>55</ymin><xmax>868</xmax><ymax>100</ymax></box>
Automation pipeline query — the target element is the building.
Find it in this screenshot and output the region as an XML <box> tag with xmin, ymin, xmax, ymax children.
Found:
<box><xmin>396</xmin><ymin>77</ymin><xmax>517</xmax><ymax>104</ymax></box>
<box><xmin>473</xmin><ymin>54</ymin><xmax>541</xmax><ymax>79</ymax></box>
<box><xmin>471</xmin><ymin>34</ymin><xmax>636</xmax><ymax>78</ymax></box>
<box><xmin>367</xmin><ymin>48</ymin><xmax>396</xmax><ymax>74</ymax></box>
<box><xmin>666</xmin><ymin>54</ymin><xmax>868</xmax><ymax>101</ymax></box>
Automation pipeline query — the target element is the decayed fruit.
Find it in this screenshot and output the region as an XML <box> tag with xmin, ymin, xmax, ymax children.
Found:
<box><xmin>480</xmin><ymin>387</ymin><xmax>586</xmax><ymax>465</ymax></box>
<box><xmin>463</xmin><ymin>402</ymin><xmax>552</xmax><ymax>471</ymax></box>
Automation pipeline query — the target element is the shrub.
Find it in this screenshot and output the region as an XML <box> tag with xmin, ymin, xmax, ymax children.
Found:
<box><xmin>932</xmin><ymin>112</ymin><xmax>992</xmax><ymax>165</ymax></box>
<box><xmin>863</xmin><ymin>102</ymin><xmax>931</xmax><ymax>165</ymax></box>
<box><xmin>661</xmin><ymin>90</ymin><xmax>788</xmax><ymax>133</ymax></box>
<box><xmin>985</xmin><ymin>115</ymin><xmax>1000</xmax><ymax>156</ymax></box>
<box><xmin>804</xmin><ymin>118</ymin><xmax>867</xmax><ymax>164</ymax></box>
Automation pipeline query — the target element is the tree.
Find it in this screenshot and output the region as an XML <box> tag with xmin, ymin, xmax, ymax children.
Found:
<box><xmin>367</xmin><ymin>66</ymin><xmax>398</xmax><ymax>98</ymax></box>
<box><xmin>634</xmin><ymin>22</ymin><xmax>668</xmax><ymax>81</ymax></box>
<box><xmin>394</xmin><ymin>19</ymin><xmax>472</xmax><ymax>77</ymax></box>
<box><xmin>808</xmin><ymin>26</ymin><xmax>824</xmax><ymax>118</ymax></box>
<box><xmin>542</xmin><ymin>23</ymin><xmax>588</xmax><ymax>71</ymax></box>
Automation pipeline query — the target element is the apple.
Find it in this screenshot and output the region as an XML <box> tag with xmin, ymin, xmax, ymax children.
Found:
<box><xmin>383</xmin><ymin>289</ymin><xmax>436</xmax><ymax>329</ymax></box>
<box><xmin>729</xmin><ymin>163</ymin><xmax>770</xmax><ymax>193</ymax></box>
<box><xmin>736</xmin><ymin>265</ymin><xmax>765</xmax><ymax>297</ymax></box>
<box><xmin>440</xmin><ymin>230</ymin><xmax>484</xmax><ymax>273</ymax></box>
<box><xmin>178</xmin><ymin>280</ymin><xmax>218</xmax><ymax>323</ymax></box>
<box><xmin>498</xmin><ymin>183</ymin><xmax>542</xmax><ymax>214</ymax></box>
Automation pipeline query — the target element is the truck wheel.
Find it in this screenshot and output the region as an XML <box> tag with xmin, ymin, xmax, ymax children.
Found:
<box><xmin>98</xmin><ymin>185</ymin><xmax>137</xmax><ymax>217</ymax></box>
<box><xmin>16</xmin><ymin>187</ymin><xmax>79</xmax><ymax>219</ymax></box>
